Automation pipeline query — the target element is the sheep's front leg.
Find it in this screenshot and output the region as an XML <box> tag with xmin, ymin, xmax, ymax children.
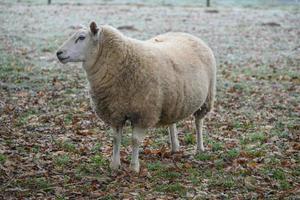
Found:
<box><xmin>130</xmin><ymin>127</ymin><xmax>146</xmax><ymax>173</ymax></box>
<box><xmin>110</xmin><ymin>127</ymin><xmax>122</xmax><ymax>170</ymax></box>
<box><xmin>168</xmin><ymin>123</ymin><xmax>180</xmax><ymax>153</ymax></box>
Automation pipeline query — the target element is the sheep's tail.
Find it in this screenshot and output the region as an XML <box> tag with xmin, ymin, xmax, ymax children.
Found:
<box><xmin>208</xmin><ymin>68</ymin><xmax>216</xmax><ymax>112</ymax></box>
<box><xmin>194</xmin><ymin>86</ymin><xmax>214</xmax><ymax>119</ymax></box>
<box><xmin>194</xmin><ymin>59</ymin><xmax>216</xmax><ymax>119</ymax></box>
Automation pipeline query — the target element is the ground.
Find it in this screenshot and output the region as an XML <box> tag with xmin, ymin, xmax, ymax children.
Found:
<box><xmin>0</xmin><ymin>1</ymin><xmax>299</xmax><ymax>199</ymax></box>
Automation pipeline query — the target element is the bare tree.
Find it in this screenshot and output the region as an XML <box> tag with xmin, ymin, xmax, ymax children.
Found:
<box><xmin>207</xmin><ymin>0</ymin><xmax>210</xmax><ymax>7</ymax></box>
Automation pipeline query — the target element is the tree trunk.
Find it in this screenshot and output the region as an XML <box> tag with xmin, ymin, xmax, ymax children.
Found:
<box><xmin>48</xmin><ymin>0</ymin><xmax>51</xmax><ymax>5</ymax></box>
<box><xmin>206</xmin><ymin>0</ymin><xmax>210</xmax><ymax>7</ymax></box>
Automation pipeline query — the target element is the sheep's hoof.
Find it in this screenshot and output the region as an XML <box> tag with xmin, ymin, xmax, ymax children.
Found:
<box><xmin>110</xmin><ymin>161</ymin><xmax>121</xmax><ymax>170</ymax></box>
<box><xmin>130</xmin><ymin>162</ymin><xmax>140</xmax><ymax>173</ymax></box>
<box><xmin>170</xmin><ymin>142</ymin><xmax>180</xmax><ymax>153</ymax></box>
<box><xmin>171</xmin><ymin>146</ymin><xmax>180</xmax><ymax>154</ymax></box>
<box><xmin>196</xmin><ymin>146</ymin><xmax>205</xmax><ymax>153</ymax></box>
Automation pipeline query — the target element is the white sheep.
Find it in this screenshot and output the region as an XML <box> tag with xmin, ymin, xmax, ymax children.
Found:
<box><xmin>57</xmin><ymin>22</ymin><xmax>216</xmax><ymax>172</ymax></box>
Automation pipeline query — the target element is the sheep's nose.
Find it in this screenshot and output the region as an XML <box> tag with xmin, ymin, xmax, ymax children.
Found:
<box><xmin>56</xmin><ymin>51</ymin><xmax>63</xmax><ymax>57</ymax></box>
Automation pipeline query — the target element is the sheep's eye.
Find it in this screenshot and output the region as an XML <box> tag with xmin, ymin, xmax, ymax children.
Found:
<box><xmin>79</xmin><ymin>36</ymin><xmax>85</xmax><ymax>40</ymax></box>
<box><xmin>75</xmin><ymin>36</ymin><xmax>85</xmax><ymax>43</ymax></box>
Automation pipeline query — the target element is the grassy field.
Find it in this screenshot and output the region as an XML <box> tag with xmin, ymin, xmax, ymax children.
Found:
<box><xmin>0</xmin><ymin>1</ymin><xmax>299</xmax><ymax>199</ymax></box>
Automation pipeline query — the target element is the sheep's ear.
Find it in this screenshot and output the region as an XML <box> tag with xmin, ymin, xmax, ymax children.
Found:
<box><xmin>90</xmin><ymin>21</ymin><xmax>99</xmax><ymax>35</ymax></box>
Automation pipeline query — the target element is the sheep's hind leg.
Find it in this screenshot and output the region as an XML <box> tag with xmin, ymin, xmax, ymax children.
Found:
<box><xmin>110</xmin><ymin>127</ymin><xmax>122</xmax><ymax>170</ymax></box>
<box><xmin>194</xmin><ymin>104</ymin><xmax>210</xmax><ymax>153</ymax></box>
<box><xmin>130</xmin><ymin>127</ymin><xmax>146</xmax><ymax>173</ymax></box>
<box><xmin>168</xmin><ymin>123</ymin><xmax>180</xmax><ymax>153</ymax></box>
<box><xmin>195</xmin><ymin>117</ymin><xmax>205</xmax><ymax>152</ymax></box>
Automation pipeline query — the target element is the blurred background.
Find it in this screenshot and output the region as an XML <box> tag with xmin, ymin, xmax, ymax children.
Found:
<box><xmin>3</xmin><ymin>0</ymin><xmax>300</xmax><ymax>7</ymax></box>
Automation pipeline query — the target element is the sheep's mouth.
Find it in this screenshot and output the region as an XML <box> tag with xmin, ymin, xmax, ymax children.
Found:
<box><xmin>58</xmin><ymin>56</ymin><xmax>70</xmax><ymax>63</ymax></box>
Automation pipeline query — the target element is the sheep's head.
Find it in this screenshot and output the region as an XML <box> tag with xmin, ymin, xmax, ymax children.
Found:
<box><xmin>56</xmin><ymin>21</ymin><xmax>100</xmax><ymax>64</ymax></box>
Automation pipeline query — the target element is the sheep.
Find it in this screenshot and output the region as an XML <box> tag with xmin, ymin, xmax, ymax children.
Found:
<box><xmin>57</xmin><ymin>21</ymin><xmax>216</xmax><ymax>173</ymax></box>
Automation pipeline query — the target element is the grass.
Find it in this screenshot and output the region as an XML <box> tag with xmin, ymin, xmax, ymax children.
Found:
<box><xmin>64</xmin><ymin>113</ymin><xmax>73</xmax><ymax>125</ymax></box>
<box><xmin>188</xmin><ymin>168</ymin><xmax>202</xmax><ymax>185</ymax></box>
<box><xmin>90</xmin><ymin>154</ymin><xmax>106</xmax><ymax>167</ymax></box>
<box><xmin>91</xmin><ymin>143</ymin><xmax>102</xmax><ymax>153</ymax></box>
<box><xmin>74</xmin><ymin>155</ymin><xmax>109</xmax><ymax>178</ymax></box>
<box><xmin>240</xmin><ymin>132</ymin><xmax>267</xmax><ymax>146</ymax></box>
<box><xmin>54</xmin><ymin>139</ymin><xmax>77</xmax><ymax>153</ymax></box>
<box><xmin>184</xmin><ymin>133</ymin><xmax>196</xmax><ymax>145</ymax></box>
<box><xmin>272</xmin><ymin>168</ymin><xmax>286</xmax><ymax>180</ymax></box>
<box><xmin>121</xmin><ymin>134</ymin><xmax>131</xmax><ymax>146</ymax></box>
<box><xmin>211</xmin><ymin>141</ymin><xmax>224</xmax><ymax>152</ymax></box>
<box><xmin>147</xmin><ymin>161</ymin><xmax>164</xmax><ymax>171</ymax></box>
<box><xmin>259</xmin><ymin>167</ymin><xmax>292</xmax><ymax>190</ymax></box>
<box><xmin>292</xmin><ymin>167</ymin><xmax>300</xmax><ymax>177</ymax></box>
<box><xmin>0</xmin><ymin>154</ymin><xmax>7</xmax><ymax>164</ymax></box>
<box><xmin>195</xmin><ymin>152</ymin><xmax>213</xmax><ymax>161</ymax></box>
<box><xmin>31</xmin><ymin>145</ymin><xmax>40</xmax><ymax>153</ymax></box>
<box><xmin>100</xmin><ymin>195</ymin><xmax>115</xmax><ymax>200</ymax></box>
<box><xmin>148</xmin><ymin>162</ymin><xmax>182</xmax><ymax>181</ymax></box>
<box><xmin>155</xmin><ymin>183</ymin><xmax>186</xmax><ymax>196</ymax></box>
<box><xmin>215</xmin><ymin>159</ymin><xmax>225</xmax><ymax>169</ymax></box>
<box><xmin>250</xmin><ymin>132</ymin><xmax>267</xmax><ymax>143</ymax></box>
<box><xmin>15</xmin><ymin>177</ymin><xmax>53</xmax><ymax>193</ymax></box>
<box><xmin>54</xmin><ymin>154</ymin><xmax>70</xmax><ymax>167</ymax></box>
<box><xmin>16</xmin><ymin>109</ymin><xmax>39</xmax><ymax>126</ymax></box>
<box><xmin>155</xmin><ymin>170</ymin><xmax>181</xmax><ymax>179</ymax></box>
<box><xmin>208</xmin><ymin>174</ymin><xmax>236</xmax><ymax>189</ymax></box>
<box><xmin>244</xmin><ymin>146</ymin><xmax>266</xmax><ymax>158</ymax></box>
<box><xmin>279</xmin><ymin>180</ymin><xmax>291</xmax><ymax>190</ymax></box>
<box><xmin>226</xmin><ymin>149</ymin><xmax>240</xmax><ymax>159</ymax></box>
<box><xmin>75</xmin><ymin>164</ymin><xmax>92</xmax><ymax>177</ymax></box>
